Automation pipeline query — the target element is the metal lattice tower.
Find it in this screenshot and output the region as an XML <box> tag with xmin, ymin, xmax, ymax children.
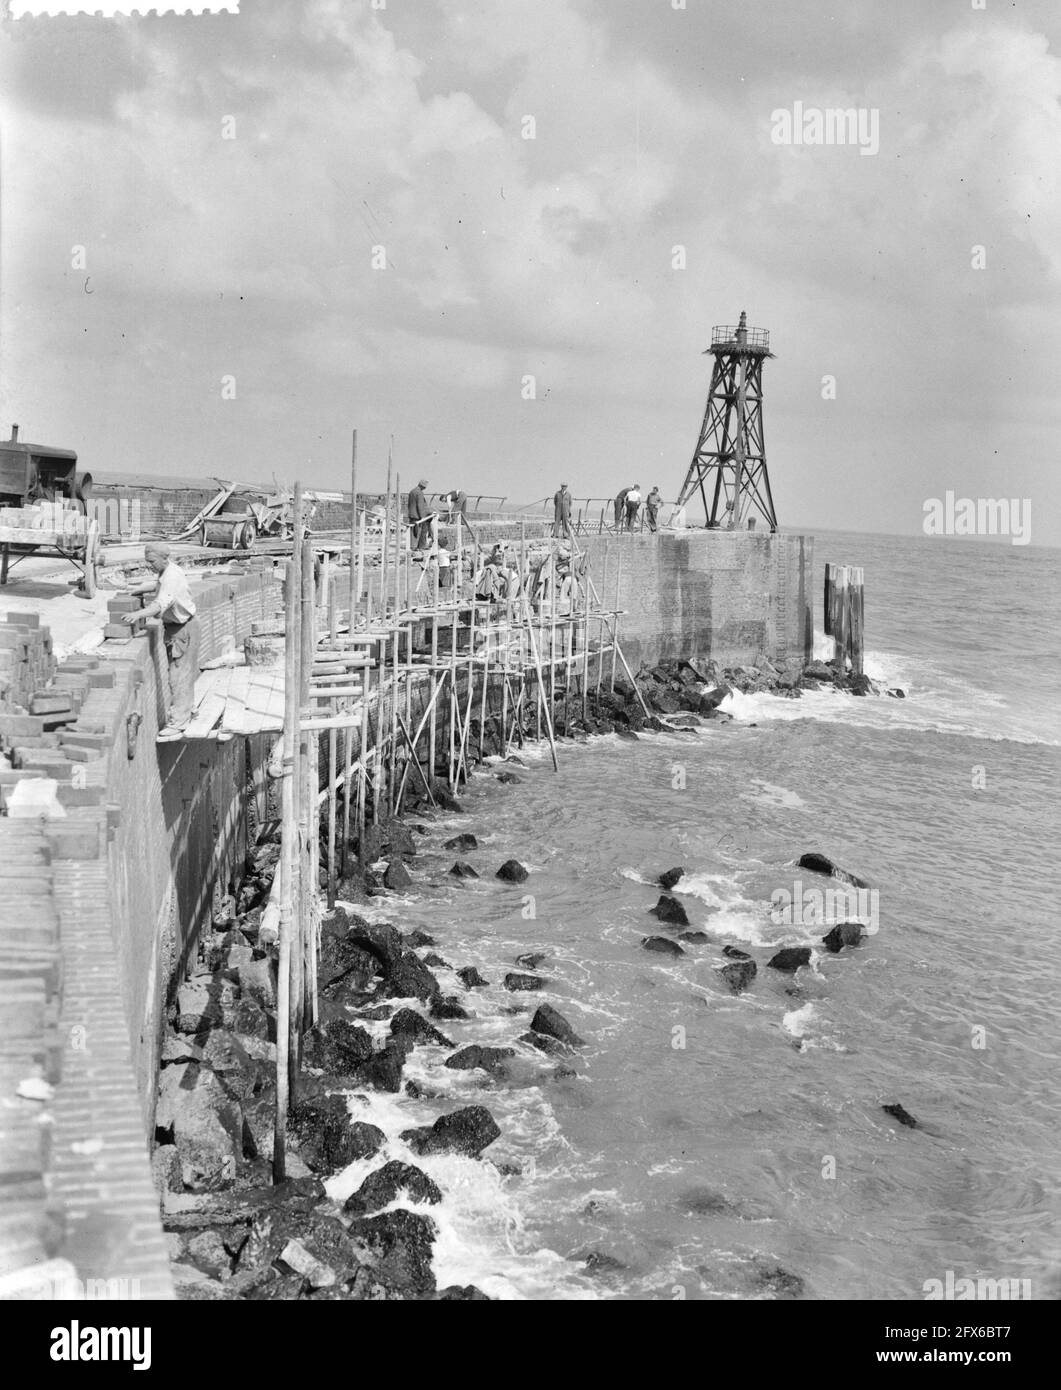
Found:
<box><xmin>675</xmin><ymin>310</ymin><xmax>778</xmax><ymax>532</ymax></box>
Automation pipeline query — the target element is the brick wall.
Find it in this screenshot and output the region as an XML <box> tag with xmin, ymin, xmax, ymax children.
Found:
<box><xmin>579</xmin><ymin>530</ymin><xmax>814</xmax><ymax>670</ymax></box>
<box><xmin>0</xmin><ymin>568</ymin><xmax>282</xmax><ymax>1299</ymax></box>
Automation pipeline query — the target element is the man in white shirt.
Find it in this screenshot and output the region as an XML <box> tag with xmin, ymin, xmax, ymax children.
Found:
<box><xmin>122</xmin><ymin>543</ymin><xmax>200</xmax><ymax>738</ymax></box>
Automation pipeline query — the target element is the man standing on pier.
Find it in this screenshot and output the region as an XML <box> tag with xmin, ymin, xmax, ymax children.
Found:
<box><xmin>122</xmin><ymin>543</ymin><xmax>199</xmax><ymax>740</ymax></box>
<box><xmin>624</xmin><ymin>484</ymin><xmax>642</xmax><ymax>531</ymax></box>
<box><xmin>552</xmin><ymin>482</ymin><xmax>572</xmax><ymax>538</ymax></box>
<box><xmin>408</xmin><ymin>478</ymin><xmax>432</xmax><ymax>550</ymax></box>
<box><xmin>645</xmin><ymin>486</ymin><xmax>662</xmax><ymax>532</ymax></box>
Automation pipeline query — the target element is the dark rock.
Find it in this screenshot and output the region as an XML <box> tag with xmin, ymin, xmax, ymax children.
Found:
<box><xmin>383</xmin><ymin>858</ymin><xmax>413</xmax><ymax>891</ymax></box>
<box><xmin>382</xmin><ymin>818</ymin><xmax>417</xmax><ymax>860</ymax></box>
<box><xmin>444</xmin><ymin>833</ymin><xmax>478</xmax><ymax>851</ymax></box>
<box><xmin>404</xmin><ymin>929</ymin><xmax>436</xmax><ymax>949</ymax></box>
<box><xmin>359</xmin><ymin>1039</ymin><xmax>409</xmax><ymax>1093</ymax></box>
<box><xmin>796</xmin><ymin>852</ymin><xmax>870</xmax><ymax>890</ymax></box>
<box><xmin>346</xmin><ymin>1209</ymin><xmax>437</xmax><ymax>1295</ymax></box>
<box><xmin>722</xmin><ymin>945</ymin><xmax>752</xmax><ymax>960</ymax></box>
<box><xmin>679</xmin><ymin>931</ymin><xmax>711</xmax><ymax>944</ymax></box>
<box><xmin>642</xmin><ymin>936</ymin><xmax>685</xmax><ymax>957</ymax></box>
<box><xmin>444</xmin><ymin>1044</ymin><xmax>516</xmax><ymax>1074</ymax></box>
<box><xmin>886</xmin><ymin>687</ymin><xmax>906</xmax><ymax>699</ymax></box>
<box><xmin>422</xmin><ymin>953</ymin><xmax>451</xmax><ymax>969</ymax></box>
<box><xmin>503</xmin><ymin>972</ymin><xmax>546</xmax><ymax>991</ymax></box>
<box><xmin>437</xmin><ymin>1284</ymin><xmax>491</xmax><ymax>1300</ymax></box>
<box><xmin>659</xmin><ymin>867</ymin><xmax>685</xmax><ymax>890</ymax></box>
<box><xmin>717</xmin><ymin>960</ymin><xmax>756</xmax><ymax>993</ymax></box>
<box><xmin>303</xmin><ymin>1020</ymin><xmax>374</xmax><ymax>1074</ymax></box>
<box><xmin>449</xmin><ymin>861</ymin><xmax>480</xmax><ymax>879</ymax></box>
<box><xmin>343</xmin><ymin>1160</ymin><xmax>442</xmax><ymax>1217</ymax></box>
<box><xmin>882</xmin><ymin>1102</ymin><xmax>918</xmax><ymax>1129</ymax></box>
<box><xmin>752</xmin><ymin>1260</ymin><xmax>805</xmax><ymax>1298</ymax></box>
<box><xmin>341</xmin><ymin>919</ymin><xmax>405</xmax><ymax>973</ymax></box>
<box><xmin>496</xmin><ymin>859</ymin><xmax>529</xmax><ymax>884</ymax></box>
<box><xmin>237</xmin><ymin>1208</ymin><xmax>359</xmax><ymax>1281</ymax></box>
<box><xmin>849</xmin><ymin>672</ymin><xmax>873</xmax><ymax>696</ymax></box>
<box><xmin>380</xmin><ymin>950</ymin><xmax>441</xmax><ymax>1003</ymax></box>
<box><xmin>288</xmin><ymin>1094</ymin><xmax>380</xmax><ymax>1174</ymax></box>
<box><xmin>430</xmin><ymin>995</ymin><xmax>471</xmax><ymax>1021</ymax></box>
<box><xmin>400</xmin><ymin>1105</ymin><xmax>501</xmax><ymax>1159</ymax></box>
<box><xmin>515</xmin><ymin>952</ymin><xmax>547</xmax><ymax>969</ymax></box>
<box><xmin>518</xmin><ymin>1030</ymin><xmax>570</xmax><ymax>1057</ymax></box>
<box><xmin>530</xmin><ymin>1003</ymin><xmax>585</xmax><ymax>1047</ymax></box>
<box><xmin>430</xmin><ymin>784</ymin><xmax>464</xmax><ymax>813</ymax></box>
<box><xmin>356</xmin><ymin>823</ymin><xmax>386</xmax><ymax>863</ymax></box>
<box><xmin>650</xmin><ymin>895</ymin><xmax>690</xmax><ymax>927</ymax></box>
<box><xmin>456</xmin><ymin>966</ymin><xmax>489</xmax><ymax>989</ymax></box>
<box><xmin>698</xmin><ymin>683</ymin><xmax>732</xmax><ymax>713</ymax></box>
<box><xmin>766</xmin><ymin>947</ymin><xmax>812</xmax><ymax>973</ymax></box>
<box><xmin>388</xmin><ymin>1008</ymin><xmax>453</xmax><ymax>1049</ymax></box>
<box><xmin>678</xmin><ymin>1186</ymin><xmax>733</xmax><ymax>1216</ymax></box>
<box><xmin>495</xmin><ymin>771</ymin><xmax>521</xmax><ymax>785</ymax></box>
<box><xmin>822</xmin><ymin>922</ymin><xmax>865</xmax><ymax>953</ymax></box>
<box><xmin>581</xmin><ymin>1250</ymin><xmax>627</xmax><ymax>1275</ymax></box>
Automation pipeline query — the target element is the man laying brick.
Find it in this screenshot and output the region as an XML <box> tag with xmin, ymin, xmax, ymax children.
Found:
<box><xmin>121</xmin><ymin>544</ymin><xmax>199</xmax><ymax>740</ymax></box>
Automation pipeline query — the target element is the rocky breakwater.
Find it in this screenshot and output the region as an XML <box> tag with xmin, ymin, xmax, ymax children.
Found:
<box><xmin>541</xmin><ymin>653</ymin><xmax>890</xmax><ymax>746</ymax></box>
<box><xmin>152</xmin><ymin>814</ymin><xmax>589</xmax><ymax>1300</ymax></box>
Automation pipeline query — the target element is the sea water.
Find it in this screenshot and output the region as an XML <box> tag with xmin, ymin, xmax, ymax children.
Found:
<box><xmin>327</xmin><ymin>530</ymin><xmax>1061</xmax><ymax>1300</ymax></box>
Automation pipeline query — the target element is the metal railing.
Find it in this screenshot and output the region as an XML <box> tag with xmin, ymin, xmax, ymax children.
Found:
<box><xmin>527</xmin><ymin>495</ymin><xmax>672</xmax><ymax>535</ymax></box>
<box><xmin>710</xmin><ymin>324</ymin><xmax>770</xmax><ymax>352</ymax></box>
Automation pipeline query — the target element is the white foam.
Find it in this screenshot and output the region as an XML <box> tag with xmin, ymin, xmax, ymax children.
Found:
<box><xmin>320</xmin><ymin>1082</ymin><xmax>596</xmax><ymax>1299</ymax></box>
<box><xmin>782</xmin><ymin>1003</ymin><xmax>816</xmax><ymax>1038</ymax></box>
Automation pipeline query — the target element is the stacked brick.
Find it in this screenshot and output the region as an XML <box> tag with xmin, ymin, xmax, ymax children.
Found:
<box><xmin>101</xmin><ymin>590</ymin><xmax>147</xmax><ymax>642</ymax></box>
<box><xmin>0</xmin><ymin>612</ymin><xmax>56</xmax><ymax>712</ymax></box>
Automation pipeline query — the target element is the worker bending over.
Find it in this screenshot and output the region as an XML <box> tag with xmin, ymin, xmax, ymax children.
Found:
<box><xmin>123</xmin><ymin>543</ymin><xmax>200</xmax><ymax>740</ymax></box>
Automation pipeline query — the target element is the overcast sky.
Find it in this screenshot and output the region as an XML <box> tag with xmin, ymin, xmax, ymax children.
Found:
<box><xmin>1</xmin><ymin>0</ymin><xmax>1059</xmax><ymax>542</ymax></box>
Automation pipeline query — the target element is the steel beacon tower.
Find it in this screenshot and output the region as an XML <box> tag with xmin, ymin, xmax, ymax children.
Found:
<box><xmin>675</xmin><ymin>311</ymin><xmax>778</xmax><ymax>532</ymax></box>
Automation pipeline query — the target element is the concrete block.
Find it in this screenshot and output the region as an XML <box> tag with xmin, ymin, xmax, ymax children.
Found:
<box><xmin>29</xmin><ymin>694</ymin><xmax>73</xmax><ymax>716</ymax></box>
<box><xmin>0</xmin><ymin>715</ymin><xmax>45</xmax><ymax>740</ymax></box>
<box><xmin>13</xmin><ymin>752</ymin><xmax>73</xmax><ymax>779</ymax></box>
<box><xmin>4</xmin><ymin>612</ymin><xmax>40</xmax><ymax>628</ymax></box>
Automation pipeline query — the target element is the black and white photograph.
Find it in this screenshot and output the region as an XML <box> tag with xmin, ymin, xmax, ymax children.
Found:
<box><xmin>0</xmin><ymin>0</ymin><xmax>1056</xmax><ymax>1339</ymax></box>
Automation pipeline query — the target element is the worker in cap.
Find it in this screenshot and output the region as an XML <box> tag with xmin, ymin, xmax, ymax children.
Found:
<box><xmin>124</xmin><ymin>544</ymin><xmax>200</xmax><ymax>739</ymax></box>
<box><xmin>407</xmin><ymin>478</ymin><xmax>434</xmax><ymax>550</ymax></box>
<box><xmin>552</xmin><ymin>482</ymin><xmax>572</xmax><ymax>538</ymax></box>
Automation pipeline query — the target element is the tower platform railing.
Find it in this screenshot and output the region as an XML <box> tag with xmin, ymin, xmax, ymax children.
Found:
<box><xmin>709</xmin><ymin>324</ymin><xmax>771</xmax><ymax>353</ymax></box>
